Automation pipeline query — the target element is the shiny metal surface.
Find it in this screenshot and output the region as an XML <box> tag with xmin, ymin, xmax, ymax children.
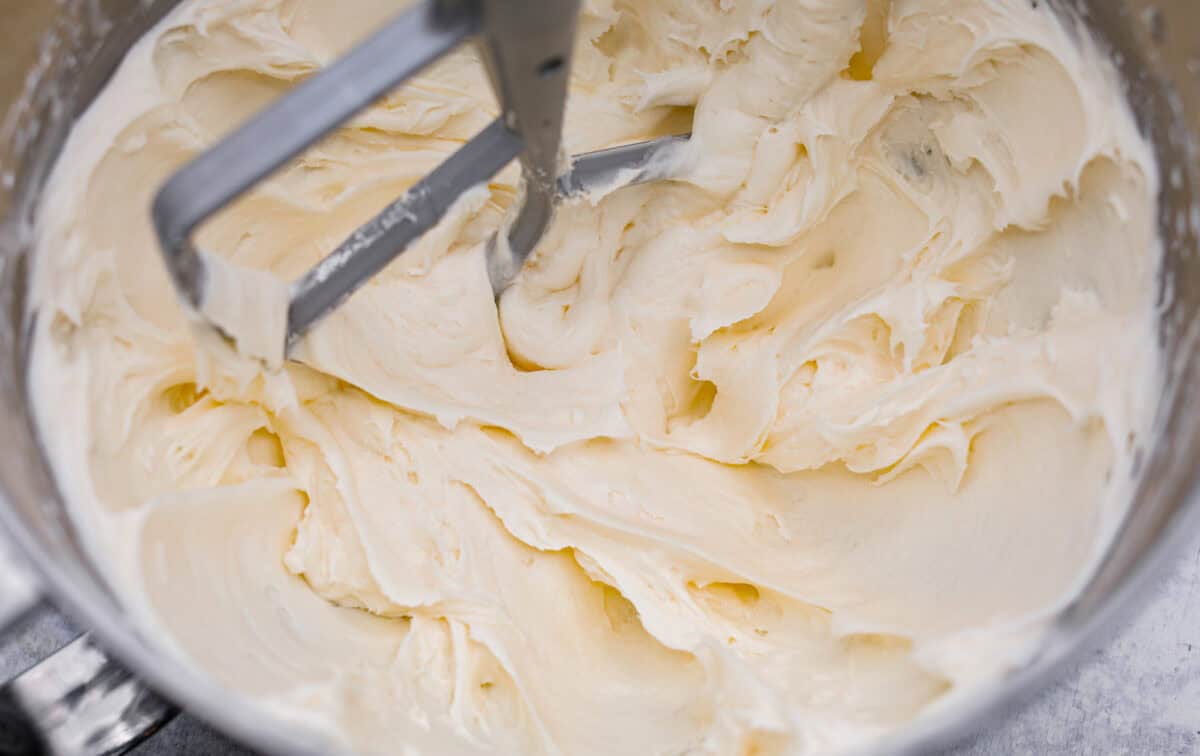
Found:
<box><xmin>0</xmin><ymin>1</ymin><xmax>1197</xmax><ymax>755</ymax></box>
<box><xmin>3</xmin><ymin>636</ymin><xmax>174</xmax><ymax>755</ymax></box>
<box><xmin>152</xmin><ymin>0</ymin><xmax>485</xmax><ymax>350</ymax></box>
<box><xmin>153</xmin><ymin>0</ymin><xmax>682</xmax><ymax>354</ymax></box>
<box><xmin>475</xmin><ymin>0</ymin><xmax>579</xmax><ymax>293</ymax></box>
<box><xmin>285</xmin><ymin>117</ymin><xmax>523</xmax><ymax>341</ymax></box>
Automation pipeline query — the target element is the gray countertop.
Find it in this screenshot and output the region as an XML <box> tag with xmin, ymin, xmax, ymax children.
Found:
<box><xmin>4</xmin><ymin>531</ymin><xmax>1200</xmax><ymax>756</ymax></box>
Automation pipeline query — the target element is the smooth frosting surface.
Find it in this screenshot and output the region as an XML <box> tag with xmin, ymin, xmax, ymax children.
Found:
<box><xmin>30</xmin><ymin>0</ymin><xmax>1162</xmax><ymax>753</ymax></box>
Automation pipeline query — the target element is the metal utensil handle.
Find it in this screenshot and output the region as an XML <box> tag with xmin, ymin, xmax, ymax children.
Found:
<box><xmin>477</xmin><ymin>0</ymin><xmax>580</xmax><ymax>292</ymax></box>
<box><xmin>558</xmin><ymin>133</ymin><xmax>692</xmax><ymax>197</ymax></box>
<box><xmin>151</xmin><ymin>0</ymin><xmax>480</xmax><ymax>308</ymax></box>
<box><xmin>0</xmin><ymin>532</ymin><xmax>174</xmax><ymax>755</ymax></box>
<box><xmin>152</xmin><ymin>0</ymin><xmax>496</xmax><ymax>357</ymax></box>
<box><xmin>288</xmin><ymin>117</ymin><xmax>523</xmax><ymax>342</ymax></box>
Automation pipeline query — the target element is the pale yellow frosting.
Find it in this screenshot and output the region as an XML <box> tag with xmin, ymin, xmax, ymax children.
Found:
<box><xmin>29</xmin><ymin>0</ymin><xmax>1162</xmax><ymax>753</ymax></box>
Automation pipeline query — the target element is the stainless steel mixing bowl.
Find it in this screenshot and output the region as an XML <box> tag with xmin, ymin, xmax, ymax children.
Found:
<box><xmin>1</xmin><ymin>1</ymin><xmax>1199</xmax><ymax>753</ymax></box>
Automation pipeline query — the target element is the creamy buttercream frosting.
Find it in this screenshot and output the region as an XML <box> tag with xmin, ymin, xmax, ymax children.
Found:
<box><xmin>29</xmin><ymin>0</ymin><xmax>1162</xmax><ymax>753</ymax></box>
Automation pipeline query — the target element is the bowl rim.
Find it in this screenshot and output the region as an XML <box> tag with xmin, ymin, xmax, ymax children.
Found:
<box><xmin>3</xmin><ymin>0</ymin><xmax>1200</xmax><ymax>753</ymax></box>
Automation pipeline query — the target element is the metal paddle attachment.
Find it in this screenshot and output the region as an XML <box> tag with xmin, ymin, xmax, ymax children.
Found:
<box><xmin>151</xmin><ymin>0</ymin><xmax>688</xmax><ymax>362</ymax></box>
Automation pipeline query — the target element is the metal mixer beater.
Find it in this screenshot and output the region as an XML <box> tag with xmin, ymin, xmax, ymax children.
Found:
<box><xmin>151</xmin><ymin>0</ymin><xmax>689</xmax><ymax>361</ymax></box>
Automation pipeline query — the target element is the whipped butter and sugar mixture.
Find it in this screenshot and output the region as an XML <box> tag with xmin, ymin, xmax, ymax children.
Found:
<box><xmin>31</xmin><ymin>0</ymin><xmax>1162</xmax><ymax>753</ymax></box>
